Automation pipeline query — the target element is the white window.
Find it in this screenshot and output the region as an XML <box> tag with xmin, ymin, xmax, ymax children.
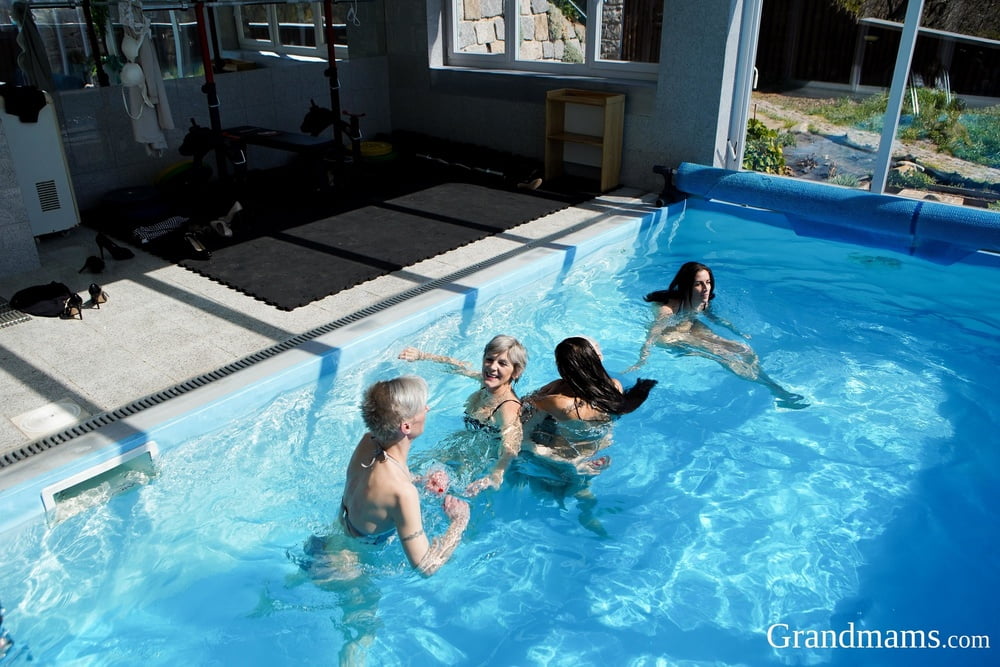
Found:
<box><xmin>446</xmin><ymin>0</ymin><xmax>661</xmax><ymax>79</ymax></box>
<box><xmin>235</xmin><ymin>2</ymin><xmax>348</xmax><ymax>60</ymax></box>
<box><xmin>0</xmin><ymin>5</ymin><xmax>205</xmax><ymax>87</ymax></box>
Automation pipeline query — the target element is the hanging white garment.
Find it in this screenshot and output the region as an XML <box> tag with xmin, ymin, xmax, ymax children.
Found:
<box><xmin>119</xmin><ymin>0</ymin><xmax>174</xmax><ymax>156</ymax></box>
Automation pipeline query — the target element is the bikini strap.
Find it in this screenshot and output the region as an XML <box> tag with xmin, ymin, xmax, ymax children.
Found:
<box><xmin>489</xmin><ymin>398</ymin><xmax>521</xmax><ymax>419</ymax></box>
<box><xmin>381</xmin><ymin>451</ymin><xmax>412</xmax><ymax>478</ymax></box>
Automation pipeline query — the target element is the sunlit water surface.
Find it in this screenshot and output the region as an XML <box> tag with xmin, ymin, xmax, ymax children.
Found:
<box><xmin>1</xmin><ymin>201</ymin><xmax>997</xmax><ymax>666</ymax></box>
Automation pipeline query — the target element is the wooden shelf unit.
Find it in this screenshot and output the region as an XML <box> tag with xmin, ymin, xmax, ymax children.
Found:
<box><xmin>544</xmin><ymin>88</ymin><xmax>625</xmax><ymax>193</ymax></box>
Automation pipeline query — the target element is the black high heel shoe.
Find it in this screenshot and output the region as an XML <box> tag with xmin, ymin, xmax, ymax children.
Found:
<box><xmin>184</xmin><ymin>233</ymin><xmax>212</xmax><ymax>260</ymax></box>
<box><xmin>96</xmin><ymin>233</ymin><xmax>135</xmax><ymax>260</ymax></box>
<box><xmin>88</xmin><ymin>283</ymin><xmax>108</xmax><ymax>308</ymax></box>
<box><xmin>60</xmin><ymin>293</ymin><xmax>84</xmax><ymax>320</ymax></box>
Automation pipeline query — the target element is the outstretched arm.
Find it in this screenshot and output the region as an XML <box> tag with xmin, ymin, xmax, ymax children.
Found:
<box><xmin>705</xmin><ymin>309</ymin><xmax>751</xmax><ymax>340</ymax></box>
<box><xmin>626</xmin><ymin>318</ymin><xmax>667</xmax><ymax>373</ymax></box>
<box><xmin>399</xmin><ymin>347</ymin><xmax>480</xmax><ymax>379</ymax></box>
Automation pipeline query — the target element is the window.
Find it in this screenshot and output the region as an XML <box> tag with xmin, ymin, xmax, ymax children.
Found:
<box><xmin>2</xmin><ymin>1</ymin><xmax>348</xmax><ymax>92</ymax></box>
<box><xmin>0</xmin><ymin>4</ymin><xmax>203</xmax><ymax>89</ymax></box>
<box><xmin>742</xmin><ymin>0</ymin><xmax>999</xmax><ymax>210</ymax></box>
<box><xmin>446</xmin><ymin>0</ymin><xmax>661</xmax><ymax>79</ymax></box>
<box><xmin>235</xmin><ymin>2</ymin><xmax>348</xmax><ymax>59</ymax></box>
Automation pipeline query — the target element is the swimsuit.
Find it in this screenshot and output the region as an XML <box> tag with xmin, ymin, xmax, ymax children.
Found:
<box><xmin>463</xmin><ymin>398</ymin><xmax>521</xmax><ymax>433</ymax></box>
<box><xmin>530</xmin><ymin>413</ymin><xmax>613</xmax><ymax>447</ymax></box>
<box><xmin>340</xmin><ymin>503</ymin><xmax>395</xmax><ymax>545</ymax></box>
<box><xmin>340</xmin><ymin>446</ymin><xmax>411</xmax><ymax>545</ymax></box>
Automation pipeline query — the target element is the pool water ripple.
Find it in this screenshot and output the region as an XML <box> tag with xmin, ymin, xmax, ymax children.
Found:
<box><xmin>1</xmin><ymin>200</ymin><xmax>997</xmax><ymax>664</ymax></box>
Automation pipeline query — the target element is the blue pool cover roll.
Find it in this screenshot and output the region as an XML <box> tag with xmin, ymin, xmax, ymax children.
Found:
<box><xmin>673</xmin><ymin>163</ymin><xmax>1000</xmax><ymax>264</ymax></box>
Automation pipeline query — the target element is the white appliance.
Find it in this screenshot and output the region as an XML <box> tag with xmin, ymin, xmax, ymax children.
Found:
<box><xmin>0</xmin><ymin>89</ymin><xmax>79</xmax><ymax>235</ymax></box>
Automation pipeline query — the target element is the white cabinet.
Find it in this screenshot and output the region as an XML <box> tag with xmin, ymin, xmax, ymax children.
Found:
<box><xmin>0</xmin><ymin>90</ymin><xmax>79</xmax><ymax>235</ymax></box>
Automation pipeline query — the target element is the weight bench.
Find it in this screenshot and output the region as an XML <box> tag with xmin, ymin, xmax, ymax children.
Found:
<box><xmin>224</xmin><ymin>125</ymin><xmax>338</xmax><ymax>189</ymax></box>
<box><xmin>224</xmin><ymin>125</ymin><xmax>337</xmax><ymax>155</ymax></box>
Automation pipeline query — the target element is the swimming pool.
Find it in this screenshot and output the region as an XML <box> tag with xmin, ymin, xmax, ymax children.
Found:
<box><xmin>0</xmin><ymin>194</ymin><xmax>997</xmax><ymax>665</ymax></box>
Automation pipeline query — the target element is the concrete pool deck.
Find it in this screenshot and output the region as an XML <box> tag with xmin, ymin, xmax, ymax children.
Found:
<box><xmin>0</xmin><ymin>187</ymin><xmax>656</xmax><ymax>467</ymax></box>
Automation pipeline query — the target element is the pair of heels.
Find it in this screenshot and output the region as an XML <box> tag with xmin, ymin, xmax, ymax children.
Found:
<box><xmin>60</xmin><ymin>284</ymin><xmax>108</xmax><ymax>320</ymax></box>
<box><xmin>208</xmin><ymin>201</ymin><xmax>242</xmax><ymax>238</ymax></box>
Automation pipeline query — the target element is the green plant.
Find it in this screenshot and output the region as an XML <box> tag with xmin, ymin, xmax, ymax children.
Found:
<box><xmin>551</xmin><ymin>0</ymin><xmax>584</xmax><ymax>22</ymax></box>
<box><xmin>562</xmin><ymin>42</ymin><xmax>583</xmax><ymax>64</ymax></box>
<box><xmin>548</xmin><ymin>8</ymin><xmax>565</xmax><ymax>40</ymax></box>
<box><xmin>743</xmin><ymin>118</ymin><xmax>786</xmax><ymax>174</ymax></box>
<box><xmin>952</xmin><ymin>106</ymin><xmax>1000</xmax><ymax>168</ymax></box>
<box><xmin>888</xmin><ymin>168</ymin><xmax>935</xmax><ymax>189</ymax></box>
<box><xmin>805</xmin><ymin>90</ymin><xmax>999</xmax><ymax>168</ymax></box>
<box><xmin>807</xmin><ymin>93</ymin><xmax>889</xmax><ymax>128</ymax></box>
<box><xmin>829</xmin><ymin>173</ymin><xmax>860</xmax><ymax>187</ymax></box>
<box><xmin>899</xmin><ymin>88</ymin><xmax>969</xmax><ymax>153</ymax></box>
<box><xmin>988</xmin><ymin>201</ymin><xmax>1000</xmax><ymax>211</ymax></box>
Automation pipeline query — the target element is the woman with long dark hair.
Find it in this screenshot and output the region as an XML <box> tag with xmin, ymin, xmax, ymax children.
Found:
<box><xmin>630</xmin><ymin>261</ymin><xmax>806</xmax><ymax>408</ymax></box>
<box><xmin>521</xmin><ymin>337</ymin><xmax>657</xmax><ymax>474</ymax></box>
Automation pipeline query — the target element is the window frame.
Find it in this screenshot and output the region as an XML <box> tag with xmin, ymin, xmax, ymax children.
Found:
<box><xmin>443</xmin><ymin>0</ymin><xmax>659</xmax><ymax>81</ymax></box>
<box><xmin>233</xmin><ymin>2</ymin><xmax>347</xmax><ymax>60</ymax></box>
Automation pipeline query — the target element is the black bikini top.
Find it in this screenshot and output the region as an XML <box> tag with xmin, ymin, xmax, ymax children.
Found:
<box><xmin>464</xmin><ymin>398</ymin><xmax>521</xmax><ymax>432</ymax></box>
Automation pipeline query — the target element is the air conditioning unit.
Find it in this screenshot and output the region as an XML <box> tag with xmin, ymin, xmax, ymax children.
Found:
<box><xmin>0</xmin><ymin>88</ymin><xmax>79</xmax><ymax>236</ymax></box>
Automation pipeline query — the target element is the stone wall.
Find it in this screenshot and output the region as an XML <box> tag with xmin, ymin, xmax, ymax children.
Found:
<box><xmin>456</xmin><ymin>0</ymin><xmax>590</xmax><ymax>63</ymax></box>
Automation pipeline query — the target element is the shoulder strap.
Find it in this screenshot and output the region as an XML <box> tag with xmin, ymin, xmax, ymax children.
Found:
<box><xmin>489</xmin><ymin>398</ymin><xmax>521</xmax><ymax>418</ymax></box>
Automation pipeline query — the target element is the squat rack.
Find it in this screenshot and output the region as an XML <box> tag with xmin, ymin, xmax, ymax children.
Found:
<box><xmin>18</xmin><ymin>0</ymin><xmax>370</xmax><ymax>173</ymax></box>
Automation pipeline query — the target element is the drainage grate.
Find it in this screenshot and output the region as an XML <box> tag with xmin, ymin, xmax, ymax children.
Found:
<box><xmin>0</xmin><ymin>298</ymin><xmax>31</xmax><ymax>329</ymax></box>
<box><xmin>0</xmin><ymin>213</ymin><xmax>608</xmax><ymax>470</ymax></box>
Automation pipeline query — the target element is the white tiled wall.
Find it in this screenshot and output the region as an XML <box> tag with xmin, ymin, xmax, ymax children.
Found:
<box><xmin>57</xmin><ymin>57</ymin><xmax>391</xmax><ymax>212</ymax></box>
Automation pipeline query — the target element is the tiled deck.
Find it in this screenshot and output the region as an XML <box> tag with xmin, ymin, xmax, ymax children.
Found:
<box><xmin>0</xmin><ymin>187</ymin><xmax>655</xmax><ymax>466</ymax></box>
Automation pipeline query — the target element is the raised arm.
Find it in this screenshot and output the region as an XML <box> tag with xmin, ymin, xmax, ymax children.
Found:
<box><xmin>394</xmin><ymin>484</ymin><xmax>469</xmax><ymax>576</ymax></box>
<box><xmin>398</xmin><ymin>347</ymin><xmax>480</xmax><ymax>379</ymax></box>
<box><xmin>416</xmin><ymin>495</ymin><xmax>470</xmax><ymax>576</ymax></box>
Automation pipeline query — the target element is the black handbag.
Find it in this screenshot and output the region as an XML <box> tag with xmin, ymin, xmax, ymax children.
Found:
<box><xmin>9</xmin><ymin>281</ymin><xmax>73</xmax><ymax>317</ymax></box>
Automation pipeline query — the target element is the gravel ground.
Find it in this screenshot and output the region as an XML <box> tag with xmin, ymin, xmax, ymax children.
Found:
<box><xmin>750</xmin><ymin>92</ymin><xmax>1000</xmax><ymax>189</ymax></box>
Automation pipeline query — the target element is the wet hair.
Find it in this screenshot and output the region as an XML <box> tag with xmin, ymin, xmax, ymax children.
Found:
<box><xmin>644</xmin><ymin>261</ymin><xmax>716</xmax><ymax>311</ymax></box>
<box><xmin>484</xmin><ymin>334</ymin><xmax>528</xmax><ymax>383</ymax></box>
<box><xmin>362</xmin><ymin>375</ymin><xmax>428</xmax><ymax>442</ymax></box>
<box><xmin>555</xmin><ymin>337</ymin><xmax>657</xmax><ymax>415</ymax></box>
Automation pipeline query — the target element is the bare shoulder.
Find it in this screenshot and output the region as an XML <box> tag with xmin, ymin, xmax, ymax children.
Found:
<box><xmin>540</xmin><ymin>393</ymin><xmax>579</xmax><ymax>421</ymax></box>
<box><xmin>497</xmin><ymin>397</ymin><xmax>522</xmax><ymax>421</ymax></box>
<box><xmin>657</xmin><ymin>301</ymin><xmax>679</xmax><ymax>318</ymax></box>
<box><xmin>528</xmin><ymin>387</ymin><xmax>564</xmax><ymax>411</ymax></box>
<box><xmin>384</xmin><ymin>475</ymin><xmax>420</xmax><ymax>520</ymax></box>
<box><xmin>533</xmin><ymin>379</ymin><xmax>566</xmax><ymax>396</ymax></box>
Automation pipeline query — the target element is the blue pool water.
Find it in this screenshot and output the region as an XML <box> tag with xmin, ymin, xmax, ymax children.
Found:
<box><xmin>0</xmin><ymin>199</ymin><xmax>997</xmax><ymax>665</ymax></box>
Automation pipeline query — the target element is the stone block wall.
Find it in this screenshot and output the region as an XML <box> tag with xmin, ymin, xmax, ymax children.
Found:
<box><xmin>455</xmin><ymin>0</ymin><xmax>588</xmax><ymax>63</ymax></box>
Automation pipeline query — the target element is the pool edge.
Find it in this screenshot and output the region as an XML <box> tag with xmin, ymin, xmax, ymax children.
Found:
<box><xmin>0</xmin><ymin>191</ymin><xmax>669</xmax><ymax>532</ymax></box>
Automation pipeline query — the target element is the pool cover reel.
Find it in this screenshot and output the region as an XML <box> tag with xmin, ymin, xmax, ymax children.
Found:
<box><xmin>673</xmin><ymin>163</ymin><xmax>1000</xmax><ymax>264</ymax></box>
